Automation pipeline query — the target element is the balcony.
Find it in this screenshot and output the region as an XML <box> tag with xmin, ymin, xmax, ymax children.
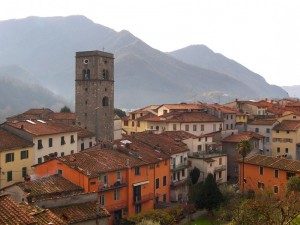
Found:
<box><xmin>170</xmin><ymin>178</ymin><xmax>189</xmax><ymax>188</ymax></box>
<box><xmin>133</xmin><ymin>193</ymin><xmax>154</xmax><ymax>205</ymax></box>
<box><xmin>105</xmin><ymin>200</ymin><xmax>127</xmax><ymax>212</ymax></box>
<box><xmin>214</xmin><ymin>165</ymin><xmax>226</xmax><ymax>172</ymax></box>
<box><xmin>171</xmin><ymin>162</ymin><xmax>188</xmax><ymax>172</ymax></box>
<box><xmin>98</xmin><ymin>180</ymin><xmax>127</xmax><ymax>192</ymax></box>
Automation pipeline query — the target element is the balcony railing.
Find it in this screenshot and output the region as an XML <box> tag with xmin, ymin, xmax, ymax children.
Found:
<box><xmin>170</xmin><ymin>178</ymin><xmax>189</xmax><ymax>188</ymax></box>
<box><xmin>133</xmin><ymin>193</ymin><xmax>154</xmax><ymax>205</ymax></box>
<box><xmin>214</xmin><ymin>165</ymin><xmax>226</xmax><ymax>172</ymax></box>
<box><xmin>171</xmin><ymin>162</ymin><xmax>188</xmax><ymax>171</ymax></box>
<box><xmin>98</xmin><ymin>180</ymin><xmax>127</xmax><ymax>192</ymax></box>
<box><xmin>105</xmin><ymin>200</ymin><xmax>127</xmax><ymax>212</ymax></box>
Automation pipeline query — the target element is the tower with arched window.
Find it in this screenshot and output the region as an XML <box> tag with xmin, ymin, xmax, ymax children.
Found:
<box><xmin>75</xmin><ymin>51</ymin><xmax>114</xmax><ymax>141</ymax></box>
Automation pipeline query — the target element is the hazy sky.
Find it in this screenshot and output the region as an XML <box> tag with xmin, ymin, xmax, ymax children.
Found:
<box><xmin>1</xmin><ymin>0</ymin><xmax>300</xmax><ymax>86</ymax></box>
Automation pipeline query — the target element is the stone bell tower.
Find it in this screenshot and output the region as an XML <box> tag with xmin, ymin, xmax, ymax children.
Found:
<box><xmin>75</xmin><ymin>50</ymin><xmax>114</xmax><ymax>141</ymax></box>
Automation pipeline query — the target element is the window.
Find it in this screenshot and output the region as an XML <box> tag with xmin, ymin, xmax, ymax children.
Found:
<box><xmin>274</xmin><ymin>169</ymin><xmax>278</xmax><ymax>178</ymax></box>
<box><xmin>83</xmin><ymin>69</ymin><xmax>90</xmax><ymax>80</ymax></box>
<box><xmin>137</xmin><ymin>121</ymin><xmax>140</xmax><ymax>127</ymax></box>
<box><xmin>226</xmin><ymin>124</ymin><xmax>229</xmax><ymax>130</ymax></box>
<box><xmin>193</xmin><ymin>124</ymin><xmax>197</xmax><ymax>131</ymax></box>
<box><xmin>259</xmin><ymin>166</ymin><xmax>264</xmax><ymax>175</ymax></box>
<box><xmin>287</xmin><ymin>172</ymin><xmax>296</xmax><ymax>180</ymax></box>
<box><xmin>210</xmin><ymin>162</ymin><xmax>212</xmax><ymax>167</ymax></box>
<box><xmin>100</xmin><ymin>195</ymin><xmax>105</xmax><ymax>205</ymax></box>
<box><xmin>7</xmin><ymin>171</ymin><xmax>12</xmax><ymax>182</ymax></box>
<box><xmin>38</xmin><ymin>157</ymin><xmax>42</xmax><ymax>164</ymax></box>
<box><xmin>114</xmin><ymin>189</ymin><xmax>120</xmax><ymax>200</ymax></box>
<box><xmin>58</xmin><ymin>169</ymin><xmax>62</xmax><ymax>175</ymax></box>
<box><xmin>38</xmin><ymin>139</ymin><xmax>43</xmax><ymax>149</ymax></box>
<box><xmin>61</xmin><ymin>136</ymin><xmax>66</xmax><ymax>145</ymax></box>
<box><xmin>117</xmin><ymin>171</ymin><xmax>121</xmax><ymax>181</ymax></box>
<box><xmin>230</xmin><ymin>124</ymin><xmax>233</xmax><ymax>129</ymax></box>
<box><xmin>61</xmin><ymin>152</ymin><xmax>65</xmax><ymax>156</ymax></box>
<box><xmin>135</xmin><ymin>204</ymin><xmax>141</xmax><ymax>214</ymax></box>
<box><xmin>182</xmin><ymin>169</ymin><xmax>185</xmax><ymax>177</ymax></box>
<box><xmin>255</xmin><ymin>128</ymin><xmax>259</xmax><ymax>132</ymax></box>
<box><xmin>70</xmin><ymin>135</ymin><xmax>75</xmax><ymax>144</ymax></box>
<box><xmin>173</xmin><ymin>124</ymin><xmax>177</xmax><ymax>131</ymax></box>
<box><xmin>197</xmin><ymin>145</ymin><xmax>202</xmax><ymax>151</ymax></box>
<box><xmin>163</xmin><ymin>194</ymin><xmax>167</xmax><ymax>202</ymax></box>
<box><xmin>49</xmin><ymin>138</ymin><xmax>53</xmax><ymax>147</ymax></box>
<box><xmin>287</xmin><ymin>131</ymin><xmax>290</xmax><ymax>134</ymax></box>
<box><xmin>156</xmin><ymin>126</ymin><xmax>159</xmax><ymax>131</ymax></box>
<box><xmin>156</xmin><ymin>178</ymin><xmax>160</xmax><ymax>189</ymax></box>
<box><xmin>285</xmin><ymin>148</ymin><xmax>289</xmax><ymax>154</ymax></box>
<box><xmin>131</xmin><ymin>114</ymin><xmax>136</xmax><ymax>120</ymax></box>
<box><xmin>22</xmin><ymin>167</ymin><xmax>27</xmax><ymax>177</ymax></box>
<box><xmin>81</xmin><ymin>143</ymin><xmax>84</xmax><ymax>151</ymax></box>
<box><xmin>276</xmin><ymin>130</ymin><xmax>279</xmax><ymax>133</ymax></box>
<box><xmin>219</xmin><ymin>158</ymin><xmax>222</xmax><ymax>165</ymax></box>
<box><xmin>124</xmin><ymin>121</ymin><xmax>129</xmax><ymax>126</ymax></box>
<box><xmin>231</xmin><ymin>115</ymin><xmax>233</xmax><ymax>119</ymax></box>
<box><xmin>277</xmin><ymin>147</ymin><xmax>280</xmax><ymax>153</ymax></box>
<box><xmin>5</xmin><ymin>153</ymin><xmax>14</xmax><ymax>163</ymax></box>
<box><xmin>89</xmin><ymin>142</ymin><xmax>92</xmax><ymax>147</ymax></box>
<box><xmin>71</xmin><ymin>150</ymin><xmax>74</xmax><ymax>154</ymax></box>
<box><xmin>266</xmin><ymin>128</ymin><xmax>270</xmax><ymax>133</ymax></box>
<box><xmin>104</xmin><ymin>175</ymin><xmax>108</xmax><ymax>185</ymax></box>
<box><xmin>20</xmin><ymin>150</ymin><xmax>28</xmax><ymax>160</ymax></box>
<box><xmin>258</xmin><ymin>182</ymin><xmax>264</xmax><ymax>189</ymax></box>
<box><xmin>201</xmin><ymin>124</ymin><xmax>204</xmax><ymax>131</ymax></box>
<box><xmin>135</xmin><ymin>167</ymin><xmax>141</xmax><ymax>175</ymax></box>
<box><xmin>219</xmin><ymin>171</ymin><xmax>222</xmax><ymax>178</ymax></box>
<box><xmin>274</xmin><ymin>186</ymin><xmax>279</xmax><ymax>194</ymax></box>
<box><xmin>102</xmin><ymin>69</ymin><xmax>109</xmax><ymax>80</ymax></box>
<box><xmin>155</xmin><ymin>196</ymin><xmax>159</xmax><ymax>204</ymax></box>
<box><xmin>266</xmin><ymin>137</ymin><xmax>270</xmax><ymax>142</ymax></box>
<box><xmin>185</xmin><ymin>124</ymin><xmax>190</xmax><ymax>131</ymax></box>
<box><xmin>102</xmin><ymin>97</ymin><xmax>109</xmax><ymax>106</ymax></box>
<box><xmin>163</xmin><ymin>176</ymin><xmax>167</xmax><ymax>186</ymax></box>
<box><xmin>132</xmin><ymin>121</ymin><xmax>135</xmax><ymax>127</ymax></box>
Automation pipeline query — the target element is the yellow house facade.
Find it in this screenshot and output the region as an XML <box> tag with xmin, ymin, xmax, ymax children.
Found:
<box><xmin>271</xmin><ymin>120</ymin><xmax>300</xmax><ymax>160</ymax></box>
<box><xmin>0</xmin><ymin>128</ymin><xmax>34</xmax><ymax>188</ymax></box>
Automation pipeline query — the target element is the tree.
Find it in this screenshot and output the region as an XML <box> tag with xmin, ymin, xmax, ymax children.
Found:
<box><xmin>236</xmin><ymin>140</ymin><xmax>252</xmax><ymax>195</ymax></box>
<box><xmin>286</xmin><ymin>176</ymin><xmax>300</xmax><ymax>194</ymax></box>
<box><xmin>196</xmin><ymin>173</ymin><xmax>224</xmax><ymax>212</ymax></box>
<box><xmin>60</xmin><ymin>105</ymin><xmax>71</xmax><ymax>113</ymax></box>
<box><xmin>114</xmin><ymin>108</ymin><xmax>126</xmax><ymax>118</ymax></box>
<box><xmin>189</xmin><ymin>167</ymin><xmax>200</xmax><ymax>185</ymax></box>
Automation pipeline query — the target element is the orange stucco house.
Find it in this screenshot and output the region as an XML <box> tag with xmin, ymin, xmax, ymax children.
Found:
<box><xmin>34</xmin><ymin>143</ymin><xmax>170</xmax><ymax>225</ymax></box>
<box><xmin>238</xmin><ymin>154</ymin><xmax>300</xmax><ymax>195</ymax></box>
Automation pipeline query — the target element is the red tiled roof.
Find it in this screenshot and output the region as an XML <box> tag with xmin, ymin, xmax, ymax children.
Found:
<box><xmin>24</xmin><ymin>108</ymin><xmax>54</xmax><ymax>115</ymax></box>
<box><xmin>76</xmin><ymin>127</ymin><xmax>95</xmax><ymax>138</ymax></box>
<box><xmin>242</xmin><ymin>154</ymin><xmax>300</xmax><ymax>172</ymax></box>
<box><xmin>130</xmin><ymin>132</ymin><xmax>189</xmax><ymax>155</ymax></box>
<box><xmin>0</xmin><ymin>194</ymin><xmax>36</xmax><ymax>224</ymax></box>
<box><xmin>19</xmin><ymin>203</ymin><xmax>67</xmax><ymax>225</ymax></box>
<box><xmin>249</xmin><ymin>119</ymin><xmax>278</xmax><ymax>126</ymax></box>
<box><xmin>0</xmin><ymin>128</ymin><xmax>33</xmax><ymax>151</ymax></box>
<box><xmin>5</xmin><ymin>119</ymin><xmax>80</xmax><ymax>136</ymax></box>
<box><xmin>50</xmin><ymin>201</ymin><xmax>110</xmax><ymax>223</ymax></box>
<box><xmin>17</xmin><ymin>174</ymin><xmax>84</xmax><ymax>201</ymax></box>
<box><xmin>163</xmin><ymin>131</ymin><xmax>198</xmax><ymax>140</ymax></box>
<box><xmin>222</xmin><ymin>132</ymin><xmax>264</xmax><ymax>143</ymax></box>
<box><xmin>205</xmin><ymin>103</ymin><xmax>237</xmax><ymax>114</ymax></box>
<box><xmin>273</xmin><ymin>120</ymin><xmax>300</xmax><ymax>131</ymax></box>
<box><xmin>144</xmin><ymin>111</ymin><xmax>222</xmax><ymax>123</ymax></box>
<box><xmin>57</xmin><ymin>148</ymin><xmax>145</xmax><ymax>177</ymax></box>
<box><xmin>48</xmin><ymin>112</ymin><xmax>76</xmax><ymax>120</ymax></box>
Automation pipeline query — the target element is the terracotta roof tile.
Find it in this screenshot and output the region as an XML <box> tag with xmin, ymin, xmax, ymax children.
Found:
<box><xmin>163</xmin><ymin>131</ymin><xmax>198</xmax><ymax>139</ymax></box>
<box><xmin>17</xmin><ymin>174</ymin><xmax>84</xmax><ymax>201</ymax></box>
<box><xmin>0</xmin><ymin>128</ymin><xmax>33</xmax><ymax>151</ymax></box>
<box><xmin>273</xmin><ymin>120</ymin><xmax>300</xmax><ymax>131</ymax></box>
<box><xmin>19</xmin><ymin>203</ymin><xmax>67</xmax><ymax>225</ymax></box>
<box><xmin>249</xmin><ymin>119</ymin><xmax>278</xmax><ymax>125</ymax></box>
<box><xmin>48</xmin><ymin>112</ymin><xmax>76</xmax><ymax>120</ymax></box>
<box><xmin>144</xmin><ymin>111</ymin><xmax>222</xmax><ymax>123</ymax></box>
<box><xmin>0</xmin><ymin>194</ymin><xmax>36</xmax><ymax>224</ymax></box>
<box><xmin>57</xmin><ymin>148</ymin><xmax>145</xmax><ymax>177</ymax></box>
<box><xmin>205</xmin><ymin>103</ymin><xmax>237</xmax><ymax>114</ymax></box>
<box><xmin>222</xmin><ymin>131</ymin><xmax>264</xmax><ymax>143</ymax></box>
<box><xmin>130</xmin><ymin>132</ymin><xmax>189</xmax><ymax>155</ymax></box>
<box><xmin>243</xmin><ymin>154</ymin><xmax>300</xmax><ymax>172</ymax></box>
<box><xmin>50</xmin><ymin>201</ymin><xmax>110</xmax><ymax>223</ymax></box>
<box><xmin>76</xmin><ymin>127</ymin><xmax>95</xmax><ymax>138</ymax></box>
<box><xmin>24</xmin><ymin>108</ymin><xmax>54</xmax><ymax>115</ymax></box>
<box><xmin>5</xmin><ymin>119</ymin><xmax>80</xmax><ymax>136</ymax></box>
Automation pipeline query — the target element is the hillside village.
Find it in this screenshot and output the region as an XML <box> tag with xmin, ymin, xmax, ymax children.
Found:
<box><xmin>1</xmin><ymin>50</ymin><xmax>300</xmax><ymax>224</ymax></box>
